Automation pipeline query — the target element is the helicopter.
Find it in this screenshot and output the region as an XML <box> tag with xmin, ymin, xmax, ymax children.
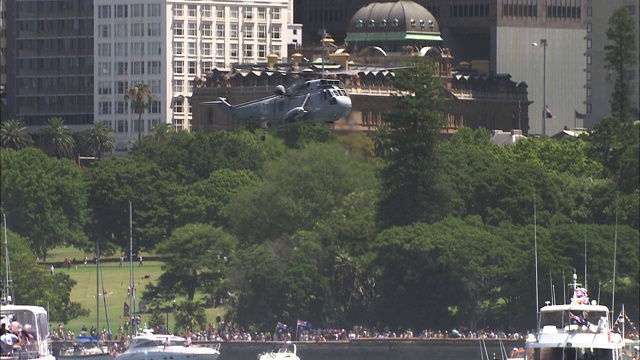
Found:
<box><xmin>202</xmin><ymin>78</ymin><xmax>352</xmax><ymax>141</ymax></box>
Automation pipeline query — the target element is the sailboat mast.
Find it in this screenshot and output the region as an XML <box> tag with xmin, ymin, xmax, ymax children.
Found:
<box><xmin>3</xmin><ymin>213</ymin><xmax>13</xmax><ymax>305</ymax></box>
<box><xmin>534</xmin><ymin>192</ymin><xmax>540</xmax><ymax>326</ymax></box>
<box><xmin>129</xmin><ymin>201</ymin><xmax>134</xmax><ymax>338</ymax></box>
<box><xmin>97</xmin><ymin>242</ymin><xmax>100</xmax><ymax>332</ymax></box>
<box><xmin>99</xmin><ymin>248</ymin><xmax>111</xmax><ymax>337</ymax></box>
<box><xmin>584</xmin><ymin>229</ymin><xmax>588</xmax><ymax>292</ymax></box>
<box><xmin>611</xmin><ymin>192</ymin><xmax>618</xmax><ymax>325</ymax></box>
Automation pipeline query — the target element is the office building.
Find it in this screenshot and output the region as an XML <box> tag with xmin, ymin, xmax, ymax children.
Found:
<box><xmin>5</xmin><ymin>0</ymin><xmax>95</xmax><ymax>129</ymax></box>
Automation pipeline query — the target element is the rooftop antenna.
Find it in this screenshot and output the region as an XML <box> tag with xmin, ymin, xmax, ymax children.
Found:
<box><xmin>611</xmin><ymin>192</ymin><xmax>618</xmax><ymax>326</ymax></box>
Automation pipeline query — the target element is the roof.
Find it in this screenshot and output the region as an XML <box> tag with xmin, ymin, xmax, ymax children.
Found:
<box><xmin>346</xmin><ymin>1</ymin><xmax>442</xmax><ymax>42</ymax></box>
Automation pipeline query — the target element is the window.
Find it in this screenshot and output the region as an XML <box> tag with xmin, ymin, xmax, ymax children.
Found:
<box><xmin>173</xmin><ymin>4</ymin><xmax>183</xmax><ymax>16</ymax></box>
<box><xmin>150</xmin><ymin>79</ymin><xmax>161</xmax><ymax>93</ymax></box>
<box><xmin>244</xmin><ymin>24</ymin><xmax>253</xmax><ymax>38</ymax></box>
<box><xmin>187</xmin><ymin>5</ymin><xmax>196</xmax><ymax>17</ymax></box>
<box><xmin>116</xmin><ymin>101</ymin><xmax>127</xmax><ymax>114</ymax></box>
<box><xmin>116</xmin><ymin>61</ymin><xmax>128</xmax><ymax>75</ymax></box>
<box><xmin>587</xmin><ymin>22</ymin><xmax>592</xmax><ymax>32</ymax></box>
<box><xmin>216</xmin><ymin>43</ymin><xmax>224</xmax><ymax>57</ymax></box>
<box><xmin>117</xmin><ymin>119</ymin><xmax>128</xmax><ymax>133</ymax></box>
<box><xmin>131</xmin><ymin>4</ymin><xmax>144</xmax><ymax>17</ymax></box>
<box><xmin>586</xmin><ymin>86</ymin><xmax>592</xmax><ymax>98</ymax></box>
<box><xmin>148</xmin><ymin>60</ymin><xmax>161</xmax><ymax>74</ymax></box>
<box><xmin>116</xmin><ymin>42</ymin><xmax>127</xmax><ymax>56</ymax></box>
<box><xmin>230</xmin><ymin>6</ymin><xmax>238</xmax><ymax>18</ymax></box>
<box><xmin>98</xmin><ymin>24</ymin><xmax>110</xmax><ymax>38</ymax></box>
<box><xmin>188</xmin><ymin>42</ymin><xmax>196</xmax><ymax>55</ymax></box>
<box><xmin>587</xmin><ymin>71</ymin><xmax>592</xmax><ymax>81</ymax></box>
<box><xmin>148</xmin><ymin>41</ymin><xmax>161</xmax><ymax>55</ymax></box>
<box><xmin>98</xmin><ymin>81</ymin><xmax>111</xmax><ymax>94</ymax></box>
<box><xmin>174</xmin><ymin>21</ymin><xmax>184</xmax><ymax>36</ymax></box>
<box><xmin>116</xmin><ymin>81</ymin><xmax>128</xmax><ymax>94</ymax></box>
<box><xmin>230</xmin><ymin>43</ymin><xmax>238</xmax><ymax>57</ymax></box>
<box><xmin>202</xmin><ymin>61</ymin><xmax>213</xmax><ymax>73</ymax></box>
<box><xmin>98</xmin><ymin>5</ymin><xmax>110</xmax><ymax>18</ymax></box>
<box><xmin>243</xmin><ymin>44</ymin><xmax>253</xmax><ymax>58</ymax></box>
<box><xmin>98</xmin><ymin>62</ymin><xmax>111</xmax><ymax>76</ymax></box>
<box><xmin>587</xmin><ymin>7</ymin><xmax>592</xmax><ymax>16</ymax></box>
<box><xmin>174</xmin><ymin>99</ymin><xmax>184</xmax><ymax>113</ymax></box>
<box><xmin>202</xmin><ymin>5</ymin><xmax>211</xmax><ymax>17</ymax></box>
<box><xmin>99</xmin><ymin>101</ymin><xmax>112</xmax><ymax>114</ymax></box>
<box><xmin>131</xmin><ymin>23</ymin><xmax>144</xmax><ymax>36</ymax></box>
<box><xmin>150</xmin><ymin>101</ymin><xmax>161</xmax><ymax>113</ymax></box>
<box><xmin>98</xmin><ymin>43</ymin><xmax>111</xmax><ymax>56</ymax></box>
<box><xmin>587</xmin><ymin>55</ymin><xmax>592</xmax><ymax>65</ymax></box>
<box><xmin>202</xmin><ymin>42</ymin><xmax>211</xmax><ymax>55</ymax></box>
<box><xmin>188</xmin><ymin>61</ymin><xmax>196</xmax><ymax>74</ymax></box>
<box><xmin>132</xmin><ymin>61</ymin><xmax>144</xmax><ymax>75</ymax></box>
<box><xmin>148</xmin><ymin>4</ymin><xmax>161</xmax><ymax>17</ymax></box>
<box><xmin>188</xmin><ymin>22</ymin><xmax>197</xmax><ymax>36</ymax></box>
<box><xmin>173</xmin><ymin>42</ymin><xmax>183</xmax><ymax>55</ymax></box>
<box><xmin>258</xmin><ymin>7</ymin><xmax>266</xmax><ymax>20</ymax></box>
<box><xmin>174</xmin><ymin>80</ymin><xmax>184</xmax><ymax>93</ymax></box>
<box><xmin>202</xmin><ymin>22</ymin><xmax>212</xmax><ymax>36</ymax></box>
<box><xmin>625</xmin><ymin>70</ymin><xmax>636</xmax><ymax>80</ymax></box>
<box><xmin>174</xmin><ymin>61</ymin><xmax>184</xmax><ymax>74</ymax></box>
<box><xmin>115</xmin><ymin>23</ymin><xmax>127</xmax><ymax>37</ymax></box>
<box><xmin>586</xmin><ymin>103</ymin><xmax>592</xmax><ymax>113</ymax></box>
<box><xmin>216</xmin><ymin>24</ymin><xmax>224</xmax><ymax>37</ymax></box>
<box><xmin>131</xmin><ymin>42</ymin><xmax>144</xmax><ymax>56</ymax></box>
<box><xmin>587</xmin><ymin>38</ymin><xmax>592</xmax><ymax>49</ymax></box>
<box><xmin>258</xmin><ymin>44</ymin><xmax>266</xmax><ymax>58</ymax></box>
<box><xmin>244</xmin><ymin>6</ymin><xmax>253</xmax><ymax>19</ymax></box>
<box><xmin>230</xmin><ymin>24</ymin><xmax>238</xmax><ymax>38</ymax></box>
<box><xmin>148</xmin><ymin>23</ymin><xmax>161</xmax><ymax>36</ymax></box>
<box><xmin>216</xmin><ymin>6</ymin><xmax>224</xmax><ymax>18</ymax></box>
<box><xmin>115</xmin><ymin>4</ymin><xmax>128</xmax><ymax>18</ymax></box>
<box><xmin>270</xmin><ymin>44</ymin><xmax>280</xmax><ymax>55</ymax></box>
<box><xmin>271</xmin><ymin>8</ymin><xmax>280</xmax><ymax>20</ymax></box>
<box><xmin>271</xmin><ymin>25</ymin><xmax>280</xmax><ymax>39</ymax></box>
<box><xmin>258</xmin><ymin>25</ymin><xmax>266</xmax><ymax>39</ymax></box>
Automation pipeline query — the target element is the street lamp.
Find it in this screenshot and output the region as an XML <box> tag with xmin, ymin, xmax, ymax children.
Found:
<box><xmin>532</xmin><ymin>39</ymin><xmax>548</xmax><ymax>136</ymax></box>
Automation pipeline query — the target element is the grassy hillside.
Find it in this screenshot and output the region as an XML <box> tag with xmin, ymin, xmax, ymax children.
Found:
<box><xmin>45</xmin><ymin>247</ymin><xmax>229</xmax><ymax>335</ymax></box>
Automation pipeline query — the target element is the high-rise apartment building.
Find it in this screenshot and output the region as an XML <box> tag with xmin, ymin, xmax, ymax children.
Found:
<box><xmin>93</xmin><ymin>0</ymin><xmax>300</xmax><ymax>151</ymax></box>
<box><xmin>5</xmin><ymin>0</ymin><xmax>95</xmax><ymax>129</ymax></box>
<box><xmin>584</xmin><ymin>1</ymin><xmax>639</xmax><ymax>127</ymax></box>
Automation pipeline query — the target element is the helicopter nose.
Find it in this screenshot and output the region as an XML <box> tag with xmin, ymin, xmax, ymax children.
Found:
<box><xmin>337</xmin><ymin>96</ymin><xmax>352</xmax><ymax>117</ymax></box>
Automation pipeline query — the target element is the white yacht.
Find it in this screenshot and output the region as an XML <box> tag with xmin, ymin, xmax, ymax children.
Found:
<box><xmin>524</xmin><ymin>273</ymin><xmax>632</xmax><ymax>360</ymax></box>
<box><xmin>0</xmin><ymin>305</ymin><xmax>56</xmax><ymax>360</ymax></box>
<box><xmin>114</xmin><ymin>332</ymin><xmax>220</xmax><ymax>360</ymax></box>
<box><xmin>257</xmin><ymin>343</ymin><xmax>299</xmax><ymax>360</ymax></box>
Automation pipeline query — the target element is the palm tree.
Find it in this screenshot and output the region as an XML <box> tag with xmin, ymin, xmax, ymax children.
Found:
<box><xmin>126</xmin><ymin>83</ymin><xmax>153</xmax><ymax>144</ymax></box>
<box><xmin>150</xmin><ymin>122</ymin><xmax>174</xmax><ymax>143</ymax></box>
<box><xmin>373</xmin><ymin>124</ymin><xmax>395</xmax><ymax>158</ymax></box>
<box><xmin>174</xmin><ymin>301</ymin><xmax>207</xmax><ymax>332</ymax></box>
<box><xmin>80</xmin><ymin>121</ymin><xmax>115</xmax><ymax>159</ymax></box>
<box><xmin>1</xmin><ymin>119</ymin><xmax>34</xmax><ymax>150</ymax></box>
<box><xmin>37</xmin><ymin>117</ymin><xmax>75</xmax><ymax>158</ymax></box>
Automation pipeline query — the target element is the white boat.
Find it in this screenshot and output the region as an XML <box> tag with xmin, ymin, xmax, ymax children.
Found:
<box><xmin>56</xmin><ymin>336</ymin><xmax>110</xmax><ymax>360</ymax></box>
<box><xmin>114</xmin><ymin>332</ymin><xmax>220</xmax><ymax>360</ymax></box>
<box><xmin>0</xmin><ymin>305</ymin><xmax>56</xmax><ymax>360</ymax></box>
<box><xmin>257</xmin><ymin>343</ymin><xmax>299</xmax><ymax>360</ymax></box>
<box><xmin>524</xmin><ymin>273</ymin><xmax>632</xmax><ymax>360</ymax></box>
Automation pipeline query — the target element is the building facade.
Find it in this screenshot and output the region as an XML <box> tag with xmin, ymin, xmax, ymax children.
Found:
<box><xmin>93</xmin><ymin>0</ymin><xmax>300</xmax><ymax>151</ymax></box>
<box><xmin>5</xmin><ymin>0</ymin><xmax>95</xmax><ymax>129</ymax></box>
<box><xmin>584</xmin><ymin>1</ymin><xmax>639</xmax><ymax>127</ymax></box>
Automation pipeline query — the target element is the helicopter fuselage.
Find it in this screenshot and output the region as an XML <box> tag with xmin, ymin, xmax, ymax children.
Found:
<box><xmin>213</xmin><ymin>79</ymin><xmax>352</xmax><ymax>131</ymax></box>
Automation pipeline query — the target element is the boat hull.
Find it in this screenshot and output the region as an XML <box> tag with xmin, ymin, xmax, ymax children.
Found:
<box><xmin>115</xmin><ymin>349</ymin><xmax>220</xmax><ymax>360</ymax></box>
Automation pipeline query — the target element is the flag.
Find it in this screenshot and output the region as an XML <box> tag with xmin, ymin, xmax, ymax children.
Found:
<box><xmin>569</xmin><ymin>312</ymin><xmax>589</xmax><ymax>327</ymax></box>
<box><xmin>297</xmin><ymin>320</ymin><xmax>310</xmax><ymax>329</ymax></box>
<box><xmin>574</xmin><ymin>110</ymin><xmax>586</xmax><ymax>119</ymax></box>
<box><xmin>275</xmin><ymin>322</ymin><xmax>288</xmax><ymax>332</ymax></box>
<box><xmin>124</xmin><ymin>302</ymin><xmax>130</xmax><ymax>317</ymax></box>
<box><xmin>545</xmin><ymin>105</ymin><xmax>554</xmax><ymax>119</ymax></box>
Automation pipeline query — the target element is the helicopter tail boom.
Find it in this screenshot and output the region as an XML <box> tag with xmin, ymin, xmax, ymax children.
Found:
<box><xmin>202</xmin><ymin>97</ymin><xmax>235</xmax><ymax>119</ymax></box>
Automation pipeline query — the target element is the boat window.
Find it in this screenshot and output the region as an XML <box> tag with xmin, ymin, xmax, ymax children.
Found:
<box><xmin>538</xmin><ymin>348</ymin><xmax>614</xmax><ymax>360</ymax></box>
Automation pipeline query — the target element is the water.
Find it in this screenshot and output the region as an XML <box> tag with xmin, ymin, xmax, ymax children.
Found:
<box><xmin>216</xmin><ymin>339</ymin><xmax>521</xmax><ymax>360</ymax></box>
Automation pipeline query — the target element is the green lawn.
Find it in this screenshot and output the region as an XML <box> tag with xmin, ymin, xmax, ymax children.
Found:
<box><xmin>45</xmin><ymin>247</ymin><xmax>229</xmax><ymax>335</ymax></box>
